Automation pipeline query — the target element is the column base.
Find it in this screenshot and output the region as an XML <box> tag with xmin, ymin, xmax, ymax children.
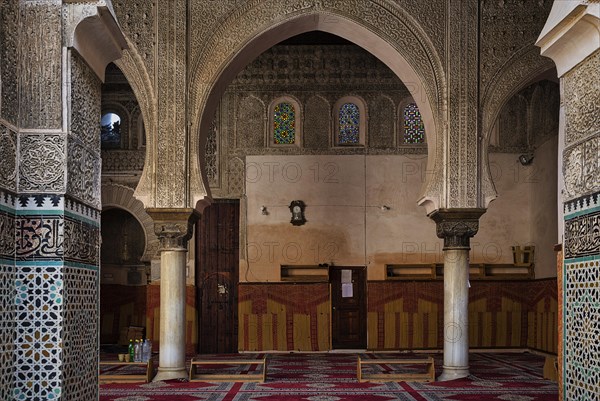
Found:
<box><xmin>437</xmin><ymin>365</ymin><xmax>470</xmax><ymax>381</ymax></box>
<box><xmin>152</xmin><ymin>366</ymin><xmax>188</xmax><ymax>382</ymax></box>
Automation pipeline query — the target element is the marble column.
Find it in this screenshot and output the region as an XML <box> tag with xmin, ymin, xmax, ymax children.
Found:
<box><xmin>429</xmin><ymin>209</ymin><xmax>484</xmax><ymax>381</ymax></box>
<box><xmin>146</xmin><ymin>208</ymin><xmax>200</xmax><ymax>381</ymax></box>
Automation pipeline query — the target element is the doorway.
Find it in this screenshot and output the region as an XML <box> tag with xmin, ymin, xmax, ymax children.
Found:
<box><xmin>195</xmin><ymin>199</ymin><xmax>240</xmax><ymax>354</ymax></box>
<box><xmin>330</xmin><ymin>266</ymin><xmax>367</xmax><ymax>349</ymax></box>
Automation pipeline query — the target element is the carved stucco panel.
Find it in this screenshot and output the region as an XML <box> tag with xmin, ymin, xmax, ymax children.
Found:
<box><xmin>71</xmin><ymin>52</ymin><xmax>101</xmax><ymax>150</ymax></box>
<box><xmin>67</xmin><ymin>137</ymin><xmax>101</xmax><ymax>209</ymax></box>
<box><xmin>155</xmin><ymin>0</ymin><xmax>187</xmax><ymax>208</ymax></box>
<box><xmin>563</xmin><ymin>51</ymin><xmax>600</xmax><ymax>146</ymax></box>
<box><xmin>19</xmin><ymin>1</ymin><xmax>62</xmax><ymax>129</ymax></box>
<box><xmin>480</xmin><ymin>0</ymin><xmax>554</xmax><ymax>93</ymax></box>
<box><xmin>0</xmin><ymin>125</ymin><xmax>17</xmax><ymax>192</ymax></box>
<box><xmin>111</xmin><ymin>0</ymin><xmax>155</xmax><ymax>84</ymax></box>
<box><xmin>18</xmin><ymin>133</ymin><xmax>67</xmax><ymax>193</ymax></box>
<box><xmin>0</xmin><ymin>0</ymin><xmax>19</xmax><ymax>124</ymax></box>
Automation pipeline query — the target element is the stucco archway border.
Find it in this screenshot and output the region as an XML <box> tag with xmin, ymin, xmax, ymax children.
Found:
<box><xmin>480</xmin><ymin>45</ymin><xmax>556</xmax><ymax>207</ymax></box>
<box><xmin>101</xmin><ymin>183</ymin><xmax>158</xmax><ymax>262</ymax></box>
<box><xmin>186</xmin><ymin>1</ymin><xmax>447</xmax><ymax>211</ymax></box>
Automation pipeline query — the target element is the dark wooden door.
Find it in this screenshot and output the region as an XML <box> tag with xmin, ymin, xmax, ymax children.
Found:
<box><xmin>330</xmin><ymin>266</ymin><xmax>367</xmax><ymax>349</ymax></box>
<box><xmin>195</xmin><ymin>200</ymin><xmax>239</xmax><ymax>354</ymax></box>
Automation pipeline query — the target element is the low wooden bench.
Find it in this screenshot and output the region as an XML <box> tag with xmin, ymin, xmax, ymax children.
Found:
<box><xmin>99</xmin><ymin>358</ymin><xmax>154</xmax><ymax>383</ymax></box>
<box><xmin>357</xmin><ymin>356</ymin><xmax>435</xmax><ymax>382</ymax></box>
<box><xmin>543</xmin><ymin>356</ymin><xmax>558</xmax><ymax>381</ymax></box>
<box><xmin>189</xmin><ymin>356</ymin><xmax>268</xmax><ymax>382</ymax></box>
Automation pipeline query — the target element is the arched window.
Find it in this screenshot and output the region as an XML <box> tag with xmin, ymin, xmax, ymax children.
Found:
<box><xmin>334</xmin><ymin>96</ymin><xmax>366</xmax><ymax>146</ymax></box>
<box><xmin>401</xmin><ymin>103</ymin><xmax>426</xmax><ymax>144</ymax></box>
<box><xmin>101</xmin><ymin>112</ymin><xmax>122</xmax><ymax>148</ymax></box>
<box><xmin>270</xmin><ymin>96</ymin><xmax>301</xmax><ymax>146</ymax></box>
<box><xmin>338</xmin><ymin>103</ymin><xmax>360</xmax><ymax>144</ymax></box>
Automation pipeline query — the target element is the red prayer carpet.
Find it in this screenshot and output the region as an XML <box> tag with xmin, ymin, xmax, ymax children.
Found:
<box><xmin>99</xmin><ymin>352</ymin><xmax>558</xmax><ymax>401</ymax></box>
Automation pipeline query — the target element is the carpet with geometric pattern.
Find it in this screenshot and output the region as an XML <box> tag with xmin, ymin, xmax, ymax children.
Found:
<box><xmin>99</xmin><ymin>352</ymin><xmax>558</xmax><ymax>401</ymax></box>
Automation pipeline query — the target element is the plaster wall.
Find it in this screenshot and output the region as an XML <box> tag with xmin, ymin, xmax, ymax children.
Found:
<box><xmin>244</xmin><ymin>152</ymin><xmax>558</xmax><ymax>282</ymax></box>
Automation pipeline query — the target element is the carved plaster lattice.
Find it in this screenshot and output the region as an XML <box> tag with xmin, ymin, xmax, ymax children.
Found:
<box><xmin>0</xmin><ymin>125</ymin><xmax>17</xmax><ymax>191</ymax></box>
<box><xmin>19</xmin><ymin>133</ymin><xmax>67</xmax><ymax>193</ymax></box>
<box><xmin>101</xmin><ymin>150</ymin><xmax>145</xmax><ymax>171</ymax></box>
<box><xmin>228</xmin><ymin>157</ymin><xmax>245</xmax><ymax>197</ymax></box>
<box><xmin>0</xmin><ymin>1</ymin><xmax>19</xmax><ymax>124</ymax></box>
<box><xmin>304</xmin><ymin>95</ymin><xmax>331</xmax><ymax>149</ymax></box>
<box><xmin>71</xmin><ymin>53</ymin><xmax>102</xmax><ymax>150</ymax></box>
<box><xmin>236</xmin><ymin>95</ymin><xmax>265</xmax><ymax>149</ymax></box>
<box><xmin>368</xmin><ymin>94</ymin><xmax>394</xmax><ymax>149</ymax></box>
<box><xmin>480</xmin><ymin>0</ymin><xmax>554</xmax><ymax>93</ymax></box>
<box><xmin>19</xmin><ymin>1</ymin><xmax>62</xmax><ymax>129</ymax></box>
<box><xmin>563</xmin><ymin>51</ymin><xmax>600</xmax><ymax>147</ymax></box>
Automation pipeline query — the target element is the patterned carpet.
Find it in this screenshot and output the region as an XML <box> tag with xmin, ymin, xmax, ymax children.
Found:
<box><xmin>99</xmin><ymin>352</ymin><xmax>558</xmax><ymax>401</ymax></box>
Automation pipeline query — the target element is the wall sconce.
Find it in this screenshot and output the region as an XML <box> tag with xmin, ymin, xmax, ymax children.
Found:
<box><xmin>260</xmin><ymin>205</ymin><xmax>268</xmax><ymax>215</ymax></box>
<box><xmin>381</xmin><ymin>205</ymin><xmax>390</xmax><ymax>211</ymax></box>
<box><xmin>518</xmin><ymin>153</ymin><xmax>534</xmax><ymax>166</ymax></box>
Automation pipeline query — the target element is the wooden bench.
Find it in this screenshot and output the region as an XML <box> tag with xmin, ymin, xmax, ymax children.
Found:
<box><xmin>543</xmin><ymin>356</ymin><xmax>558</xmax><ymax>381</ymax></box>
<box><xmin>99</xmin><ymin>358</ymin><xmax>154</xmax><ymax>383</ymax></box>
<box><xmin>357</xmin><ymin>356</ymin><xmax>435</xmax><ymax>382</ymax></box>
<box><xmin>189</xmin><ymin>356</ymin><xmax>268</xmax><ymax>382</ymax></box>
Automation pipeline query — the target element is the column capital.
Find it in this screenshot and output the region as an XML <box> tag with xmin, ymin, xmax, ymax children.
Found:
<box><xmin>429</xmin><ymin>208</ymin><xmax>486</xmax><ymax>250</ymax></box>
<box><xmin>146</xmin><ymin>208</ymin><xmax>200</xmax><ymax>251</ymax></box>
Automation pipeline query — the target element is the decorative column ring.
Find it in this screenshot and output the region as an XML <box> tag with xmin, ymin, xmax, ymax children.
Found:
<box><xmin>428</xmin><ymin>208</ymin><xmax>485</xmax><ymax>381</ymax></box>
<box><xmin>146</xmin><ymin>208</ymin><xmax>200</xmax><ymax>381</ymax></box>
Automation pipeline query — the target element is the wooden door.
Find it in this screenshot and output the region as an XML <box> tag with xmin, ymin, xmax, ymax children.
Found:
<box><xmin>330</xmin><ymin>266</ymin><xmax>367</xmax><ymax>349</ymax></box>
<box><xmin>195</xmin><ymin>199</ymin><xmax>239</xmax><ymax>354</ymax></box>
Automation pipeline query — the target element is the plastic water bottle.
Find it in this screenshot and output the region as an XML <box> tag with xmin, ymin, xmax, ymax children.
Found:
<box><xmin>146</xmin><ymin>339</ymin><xmax>153</xmax><ymax>361</ymax></box>
<box><xmin>128</xmin><ymin>339</ymin><xmax>134</xmax><ymax>362</ymax></box>
<box><xmin>134</xmin><ymin>340</ymin><xmax>141</xmax><ymax>362</ymax></box>
<box><xmin>141</xmin><ymin>339</ymin><xmax>149</xmax><ymax>362</ymax></box>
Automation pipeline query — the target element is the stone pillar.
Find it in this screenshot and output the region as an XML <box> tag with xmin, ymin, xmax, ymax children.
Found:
<box><xmin>536</xmin><ymin>3</ymin><xmax>599</xmax><ymax>400</ymax></box>
<box><xmin>146</xmin><ymin>209</ymin><xmax>200</xmax><ymax>381</ymax></box>
<box><xmin>429</xmin><ymin>209</ymin><xmax>484</xmax><ymax>381</ymax></box>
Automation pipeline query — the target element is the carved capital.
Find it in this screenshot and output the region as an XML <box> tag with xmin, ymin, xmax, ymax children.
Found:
<box><xmin>429</xmin><ymin>208</ymin><xmax>486</xmax><ymax>250</ymax></box>
<box><xmin>146</xmin><ymin>208</ymin><xmax>200</xmax><ymax>251</ymax></box>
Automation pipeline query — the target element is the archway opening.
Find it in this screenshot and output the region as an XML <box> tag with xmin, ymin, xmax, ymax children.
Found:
<box><xmin>196</xmin><ymin>29</ymin><xmax>438</xmax><ymax>352</ymax></box>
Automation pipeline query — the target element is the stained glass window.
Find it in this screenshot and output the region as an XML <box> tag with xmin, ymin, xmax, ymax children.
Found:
<box><xmin>101</xmin><ymin>112</ymin><xmax>121</xmax><ymax>148</ymax></box>
<box><xmin>338</xmin><ymin>103</ymin><xmax>360</xmax><ymax>145</ymax></box>
<box><xmin>273</xmin><ymin>102</ymin><xmax>295</xmax><ymax>144</ymax></box>
<box><xmin>403</xmin><ymin>103</ymin><xmax>425</xmax><ymax>144</ymax></box>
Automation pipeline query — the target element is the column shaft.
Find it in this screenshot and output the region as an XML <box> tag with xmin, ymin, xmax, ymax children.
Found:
<box><xmin>155</xmin><ymin>249</ymin><xmax>188</xmax><ymax>381</ymax></box>
<box><xmin>440</xmin><ymin>249</ymin><xmax>470</xmax><ymax>381</ymax></box>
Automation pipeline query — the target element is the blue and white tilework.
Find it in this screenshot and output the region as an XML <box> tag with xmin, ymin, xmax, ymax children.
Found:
<box><xmin>563</xmin><ymin>191</ymin><xmax>600</xmax><ymax>400</ymax></box>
